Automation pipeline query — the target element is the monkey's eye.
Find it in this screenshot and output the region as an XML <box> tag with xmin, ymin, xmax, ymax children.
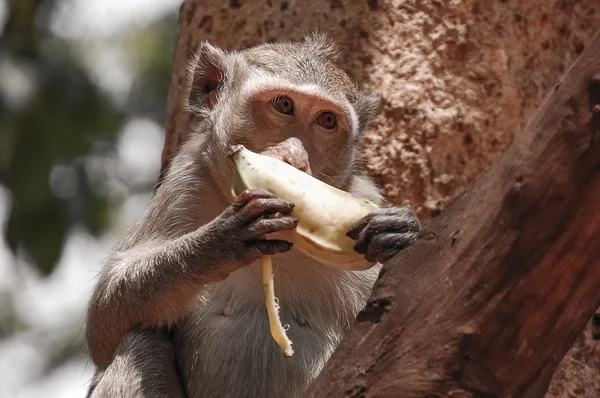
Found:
<box><xmin>316</xmin><ymin>111</ymin><xmax>337</xmax><ymax>130</ymax></box>
<box><xmin>271</xmin><ymin>95</ymin><xmax>295</xmax><ymax>115</ymax></box>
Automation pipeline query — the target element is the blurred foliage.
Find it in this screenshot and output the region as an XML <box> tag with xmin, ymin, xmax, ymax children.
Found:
<box><xmin>0</xmin><ymin>0</ymin><xmax>177</xmax><ymax>273</ymax></box>
<box><xmin>126</xmin><ymin>17</ymin><xmax>177</xmax><ymax>123</ymax></box>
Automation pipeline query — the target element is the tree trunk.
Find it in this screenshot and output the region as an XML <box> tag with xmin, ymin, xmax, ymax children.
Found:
<box><xmin>161</xmin><ymin>1</ymin><xmax>600</xmax><ymax>395</ymax></box>
<box><xmin>306</xmin><ymin>31</ymin><xmax>600</xmax><ymax>397</ymax></box>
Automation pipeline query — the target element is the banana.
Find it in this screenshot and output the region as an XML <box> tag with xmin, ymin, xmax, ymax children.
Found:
<box><xmin>230</xmin><ymin>145</ymin><xmax>379</xmax><ymax>271</ymax></box>
<box><xmin>262</xmin><ymin>255</ymin><xmax>294</xmax><ymax>357</ymax></box>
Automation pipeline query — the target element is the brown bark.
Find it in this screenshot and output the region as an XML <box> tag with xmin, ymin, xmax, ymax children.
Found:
<box><xmin>546</xmin><ymin>324</ymin><xmax>600</xmax><ymax>398</ymax></box>
<box><xmin>306</xmin><ymin>31</ymin><xmax>600</xmax><ymax>397</ymax></box>
<box><xmin>161</xmin><ymin>1</ymin><xmax>600</xmax><ymax>395</ymax></box>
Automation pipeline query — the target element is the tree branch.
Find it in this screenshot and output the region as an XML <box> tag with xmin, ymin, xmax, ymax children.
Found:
<box><xmin>307</xmin><ymin>30</ymin><xmax>600</xmax><ymax>398</ymax></box>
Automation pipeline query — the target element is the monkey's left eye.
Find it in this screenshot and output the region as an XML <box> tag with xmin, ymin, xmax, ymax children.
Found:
<box><xmin>271</xmin><ymin>96</ymin><xmax>295</xmax><ymax>115</ymax></box>
<box><xmin>316</xmin><ymin>112</ymin><xmax>337</xmax><ymax>130</ymax></box>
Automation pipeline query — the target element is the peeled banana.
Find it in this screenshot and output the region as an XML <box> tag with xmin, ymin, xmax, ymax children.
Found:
<box><xmin>230</xmin><ymin>145</ymin><xmax>380</xmax><ymax>357</ymax></box>
<box><xmin>230</xmin><ymin>145</ymin><xmax>379</xmax><ymax>271</ymax></box>
<box><xmin>262</xmin><ymin>255</ymin><xmax>294</xmax><ymax>357</ymax></box>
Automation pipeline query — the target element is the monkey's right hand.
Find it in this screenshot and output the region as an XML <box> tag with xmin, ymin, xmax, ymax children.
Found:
<box><xmin>198</xmin><ymin>189</ymin><xmax>297</xmax><ymax>281</ymax></box>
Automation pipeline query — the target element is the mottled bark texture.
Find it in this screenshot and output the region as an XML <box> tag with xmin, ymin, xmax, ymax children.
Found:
<box><xmin>162</xmin><ymin>0</ymin><xmax>600</xmax><ymax>395</ymax></box>
<box><xmin>306</xmin><ymin>31</ymin><xmax>600</xmax><ymax>396</ymax></box>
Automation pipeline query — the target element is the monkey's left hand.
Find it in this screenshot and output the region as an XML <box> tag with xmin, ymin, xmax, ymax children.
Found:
<box><xmin>346</xmin><ymin>207</ymin><xmax>421</xmax><ymax>264</ymax></box>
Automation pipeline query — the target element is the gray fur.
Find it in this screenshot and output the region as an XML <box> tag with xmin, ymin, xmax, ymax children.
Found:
<box><xmin>89</xmin><ymin>329</ymin><xmax>185</xmax><ymax>398</ymax></box>
<box><xmin>87</xmin><ymin>35</ymin><xmax>420</xmax><ymax>398</ymax></box>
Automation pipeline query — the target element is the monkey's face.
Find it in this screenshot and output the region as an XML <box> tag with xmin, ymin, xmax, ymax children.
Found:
<box><xmin>238</xmin><ymin>79</ymin><xmax>359</xmax><ymax>183</ymax></box>
<box><xmin>187</xmin><ymin>35</ymin><xmax>381</xmax><ymax>201</ymax></box>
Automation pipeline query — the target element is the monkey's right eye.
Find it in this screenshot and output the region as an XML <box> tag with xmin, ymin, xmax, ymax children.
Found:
<box><xmin>271</xmin><ymin>96</ymin><xmax>295</xmax><ymax>115</ymax></box>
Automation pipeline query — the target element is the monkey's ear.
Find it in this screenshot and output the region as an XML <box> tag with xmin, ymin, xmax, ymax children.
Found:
<box><xmin>187</xmin><ymin>42</ymin><xmax>227</xmax><ymax>114</ymax></box>
<box><xmin>354</xmin><ymin>93</ymin><xmax>382</xmax><ymax>132</ymax></box>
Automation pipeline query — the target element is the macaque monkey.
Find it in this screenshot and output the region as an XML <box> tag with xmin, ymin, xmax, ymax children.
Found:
<box><xmin>86</xmin><ymin>34</ymin><xmax>421</xmax><ymax>398</ymax></box>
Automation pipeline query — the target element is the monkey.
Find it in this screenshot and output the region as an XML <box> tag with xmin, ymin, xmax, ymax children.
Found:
<box><xmin>86</xmin><ymin>33</ymin><xmax>421</xmax><ymax>398</ymax></box>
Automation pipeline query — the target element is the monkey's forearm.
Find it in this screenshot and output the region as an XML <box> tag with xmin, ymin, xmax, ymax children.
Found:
<box><xmin>87</xmin><ymin>227</ymin><xmax>224</xmax><ymax>368</ymax></box>
<box><xmin>87</xmin><ymin>187</ymin><xmax>296</xmax><ymax>368</ymax></box>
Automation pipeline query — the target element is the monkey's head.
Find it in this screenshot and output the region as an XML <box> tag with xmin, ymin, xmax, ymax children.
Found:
<box><xmin>185</xmin><ymin>33</ymin><xmax>381</xmax><ymax>200</ymax></box>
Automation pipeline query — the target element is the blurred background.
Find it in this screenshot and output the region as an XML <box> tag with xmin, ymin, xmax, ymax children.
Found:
<box><xmin>0</xmin><ymin>0</ymin><xmax>182</xmax><ymax>396</ymax></box>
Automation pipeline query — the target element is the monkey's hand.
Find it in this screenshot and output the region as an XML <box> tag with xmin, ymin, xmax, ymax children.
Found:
<box><xmin>201</xmin><ymin>189</ymin><xmax>298</xmax><ymax>280</ymax></box>
<box><xmin>346</xmin><ymin>207</ymin><xmax>421</xmax><ymax>264</ymax></box>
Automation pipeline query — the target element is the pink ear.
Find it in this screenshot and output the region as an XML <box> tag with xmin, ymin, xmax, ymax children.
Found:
<box><xmin>202</xmin><ymin>65</ymin><xmax>223</xmax><ymax>110</ymax></box>
<box><xmin>187</xmin><ymin>42</ymin><xmax>226</xmax><ymax>113</ymax></box>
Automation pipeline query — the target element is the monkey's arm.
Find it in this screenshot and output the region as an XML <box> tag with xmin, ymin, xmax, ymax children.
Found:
<box><xmin>87</xmin><ymin>328</ymin><xmax>185</xmax><ymax>398</ymax></box>
<box><xmin>87</xmin><ymin>189</ymin><xmax>297</xmax><ymax>369</ymax></box>
<box><xmin>88</xmin><ymin>228</ymin><xmax>222</xmax><ymax>369</ymax></box>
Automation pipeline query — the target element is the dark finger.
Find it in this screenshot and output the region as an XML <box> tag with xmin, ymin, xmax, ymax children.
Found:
<box><xmin>246</xmin><ymin>217</ymin><xmax>298</xmax><ymax>237</ymax></box>
<box><xmin>347</xmin><ymin>208</ymin><xmax>410</xmax><ymax>240</ymax></box>
<box><xmin>346</xmin><ymin>213</ymin><xmax>375</xmax><ymax>240</ymax></box>
<box><xmin>359</xmin><ymin>213</ymin><xmax>421</xmax><ymax>243</ymax></box>
<box><xmin>348</xmin><ymin>206</ymin><xmax>420</xmax><ymax>240</ymax></box>
<box><xmin>233</xmin><ymin>189</ymin><xmax>276</xmax><ymax>209</ymax></box>
<box><xmin>241</xmin><ymin>198</ymin><xmax>295</xmax><ymax>220</ymax></box>
<box><xmin>376</xmin><ymin>212</ymin><xmax>421</xmax><ymax>232</ymax></box>
<box><xmin>248</xmin><ymin>239</ymin><xmax>293</xmax><ymax>256</ymax></box>
<box><xmin>365</xmin><ymin>232</ymin><xmax>416</xmax><ymax>263</ymax></box>
<box><xmin>352</xmin><ymin>220</ymin><xmax>372</xmax><ymax>255</ymax></box>
<box><xmin>352</xmin><ymin>217</ymin><xmax>392</xmax><ymax>254</ymax></box>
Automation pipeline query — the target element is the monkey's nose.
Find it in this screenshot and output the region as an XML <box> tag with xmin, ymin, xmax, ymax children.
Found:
<box><xmin>282</xmin><ymin>155</ymin><xmax>312</xmax><ymax>175</ymax></box>
<box><xmin>261</xmin><ymin>138</ymin><xmax>313</xmax><ymax>175</ymax></box>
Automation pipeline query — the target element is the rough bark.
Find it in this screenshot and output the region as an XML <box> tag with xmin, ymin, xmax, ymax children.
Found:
<box><xmin>305</xmin><ymin>30</ymin><xmax>600</xmax><ymax>397</ymax></box>
<box><xmin>546</xmin><ymin>324</ymin><xmax>600</xmax><ymax>398</ymax></box>
<box><xmin>162</xmin><ymin>1</ymin><xmax>600</xmax><ymax>395</ymax></box>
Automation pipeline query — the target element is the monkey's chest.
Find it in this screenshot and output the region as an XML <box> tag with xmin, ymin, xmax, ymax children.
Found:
<box><xmin>174</xmin><ymin>294</ymin><xmax>341</xmax><ymax>398</ymax></box>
